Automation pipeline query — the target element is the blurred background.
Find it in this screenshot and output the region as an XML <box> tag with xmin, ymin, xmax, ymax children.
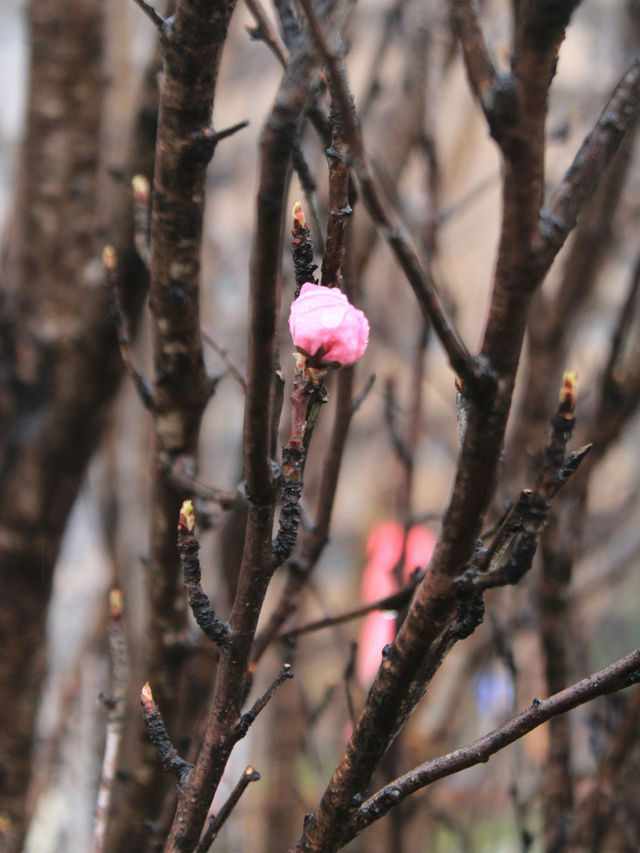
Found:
<box><xmin>2</xmin><ymin>0</ymin><xmax>640</xmax><ymax>851</ymax></box>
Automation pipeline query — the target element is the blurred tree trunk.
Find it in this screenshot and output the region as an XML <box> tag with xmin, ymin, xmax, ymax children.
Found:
<box><xmin>0</xmin><ymin>1</ymin><xmax>153</xmax><ymax>847</ymax></box>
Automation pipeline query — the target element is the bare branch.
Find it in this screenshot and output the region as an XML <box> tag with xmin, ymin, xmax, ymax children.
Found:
<box><xmin>279</xmin><ymin>572</ymin><xmax>423</xmax><ymax>641</ymax></box>
<box><xmin>535</xmin><ymin>59</ymin><xmax>640</xmax><ymax>270</ymax></box>
<box><xmin>343</xmin><ymin>646</ymin><xmax>640</xmax><ymax>844</ymax></box>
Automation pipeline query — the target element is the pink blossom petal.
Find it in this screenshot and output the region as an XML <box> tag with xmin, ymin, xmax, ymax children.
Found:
<box><xmin>289</xmin><ymin>283</ymin><xmax>369</xmax><ymax>366</ymax></box>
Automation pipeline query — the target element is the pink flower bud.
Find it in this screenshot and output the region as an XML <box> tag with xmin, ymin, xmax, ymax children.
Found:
<box><xmin>288</xmin><ymin>283</ymin><xmax>369</xmax><ymax>367</ymax></box>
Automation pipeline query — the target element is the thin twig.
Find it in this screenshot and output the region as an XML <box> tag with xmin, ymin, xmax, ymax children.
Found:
<box><xmin>279</xmin><ymin>572</ymin><xmax>423</xmax><ymax>641</ymax></box>
<box><xmin>201</xmin><ymin>327</ymin><xmax>247</xmax><ymax>391</ymax></box>
<box><xmin>236</xmin><ymin>664</ymin><xmax>294</xmax><ymax>738</ymax></box>
<box><xmin>195</xmin><ymin>766</ymin><xmax>262</xmax><ymax>853</ymax></box>
<box><xmin>167</xmin><ymin>456</ymin><xmax>240</xmax><ymax>510</ymax></box>
<box><xmin>93</xmin><ymin>590</ymin><xmax>129</xmax><ymax>853</ymax></box>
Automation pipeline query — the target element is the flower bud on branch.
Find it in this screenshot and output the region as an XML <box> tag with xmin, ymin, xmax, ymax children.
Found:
<box><xmin>289</xmin><ymin>282</ymin><xmax>369</xmax><ymax>369</ymax></box>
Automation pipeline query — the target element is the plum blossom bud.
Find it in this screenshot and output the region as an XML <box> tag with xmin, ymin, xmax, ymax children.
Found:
<box><xmin>288</xmin><ymin>282</ymin><xmax>369</xmax><ymax>367</ymax></box>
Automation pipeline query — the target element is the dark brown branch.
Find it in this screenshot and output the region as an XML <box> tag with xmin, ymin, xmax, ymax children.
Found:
<box><xmin>164</xmin><ymin>48</ymin><xmax>317</xmax><ymax>853</ymax></box>
<box><xmin>143</xmin><ymin>0</ymin><xmax>235</xmax><ymax>721</ymax></box>
<box><xmin>342</xmin><ymin>646</ymin><xmax>640</xmax><ymax>844</ymax></box>
<box><xmin>195</xmin><ymin>766</ymin><xmax>261</xmax><ymax>853</ymax></box>
<box><xmin>177</xmin><ymin>501</ymin><xmax>229</xmax><ymax>647</ymax></box>
<box><xmin>140</xmin><ymin>683</ymin><xmax>193</xmax><ymax>784</ymax></box>
<box><xmin>321</xmin><ymin>79</ymin><xmax>351</xmax><ymax>289</ymax></box>
<box><xmin>535</xmin><ymin>58</ymin><xmax>640</xmax><ymax>270</ymax></box>
<box><xmin>447</xmin><ymin>0</ymin><xmax>498</xmax><ymax>110</ymax></box>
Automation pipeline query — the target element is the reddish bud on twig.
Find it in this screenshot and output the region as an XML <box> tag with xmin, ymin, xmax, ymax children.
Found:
<box><xmin>109</xmin><ymin>588</ymin><xmax>123</xmax><ymax>619</ymax></box>
<box><xmin>558</xmin><ymin>370</ymin><xmax>578</xmax><ymax>414</ymax></box>
<box><xmin>141</xmin><ymin>682</ymin><xmax>154</xmax><ymax>712</ymax></box>
<box><xmin>293</xmin><ymin>200</ymin><xmax>307</xmax><ymax>231</ymax></box>
<box><xmin>102</xmin><ymin>245</ymin><xmax>117</xmax><ymax>272</ymax></box>
<box><xmin>131</xmin><ymin>174</ymin><xmax>150</xmax><ymax>201</ymax></box>
<box><xmin>179</xmin><ymin>498</ymin><xmax>195</xmax><ymax>532</ymax></box>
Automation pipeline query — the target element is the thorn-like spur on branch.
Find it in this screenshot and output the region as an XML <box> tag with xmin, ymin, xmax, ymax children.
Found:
<box><xmin>132</xmin><ymin>175</ymin><xmax>151</xmax><ymax>269</ymax></box>
<box><xmin>236</xmin><ymin>663</ymin><xmax>294</xmax><ymax>739</ymax></box>
<box><xmin>189</xmin><ymin>121</ymin><xmax>251</xmax><ymax>168</ymax></box>
<box><xmin>342</xmin><ymin>646</ymin><xmax>640</xmax><ymax>844</ymax></box>
<box><xmin>177</xmin><ymin>501</ymin><xmax>229</xmax><ymax>646</ymax></box>
<box><xmin>140</xmin><ymin>682</ymin><xmax>193</xmax><ymax>784</ymax></box>
<box><xmin>195</xmin><ymin>765</ymin><xmax>262</xmax><ymax>853</ymax></box>
<box><xmin>102</xmin><ymin>246</ymin><xmax>155</xmax><ymax>409</ymax></box>
<box><xmin>131</xmin><ymin>0</ymin><xmax>167</xmax><ymax>33</ymax></box>
<box><xmin>296</xmin><ymin>0</ymin><xmax>481</xmax><ymax>393</ymax></box>
<box><xmin>535</xmin><ymin>58</ymin><xmax>640</xmax><ymax>271</ymax></box>
<box><xmin>292</xmin><ymin>201</ymin><xmax>319</xmax><ymax>296</ymax></box>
